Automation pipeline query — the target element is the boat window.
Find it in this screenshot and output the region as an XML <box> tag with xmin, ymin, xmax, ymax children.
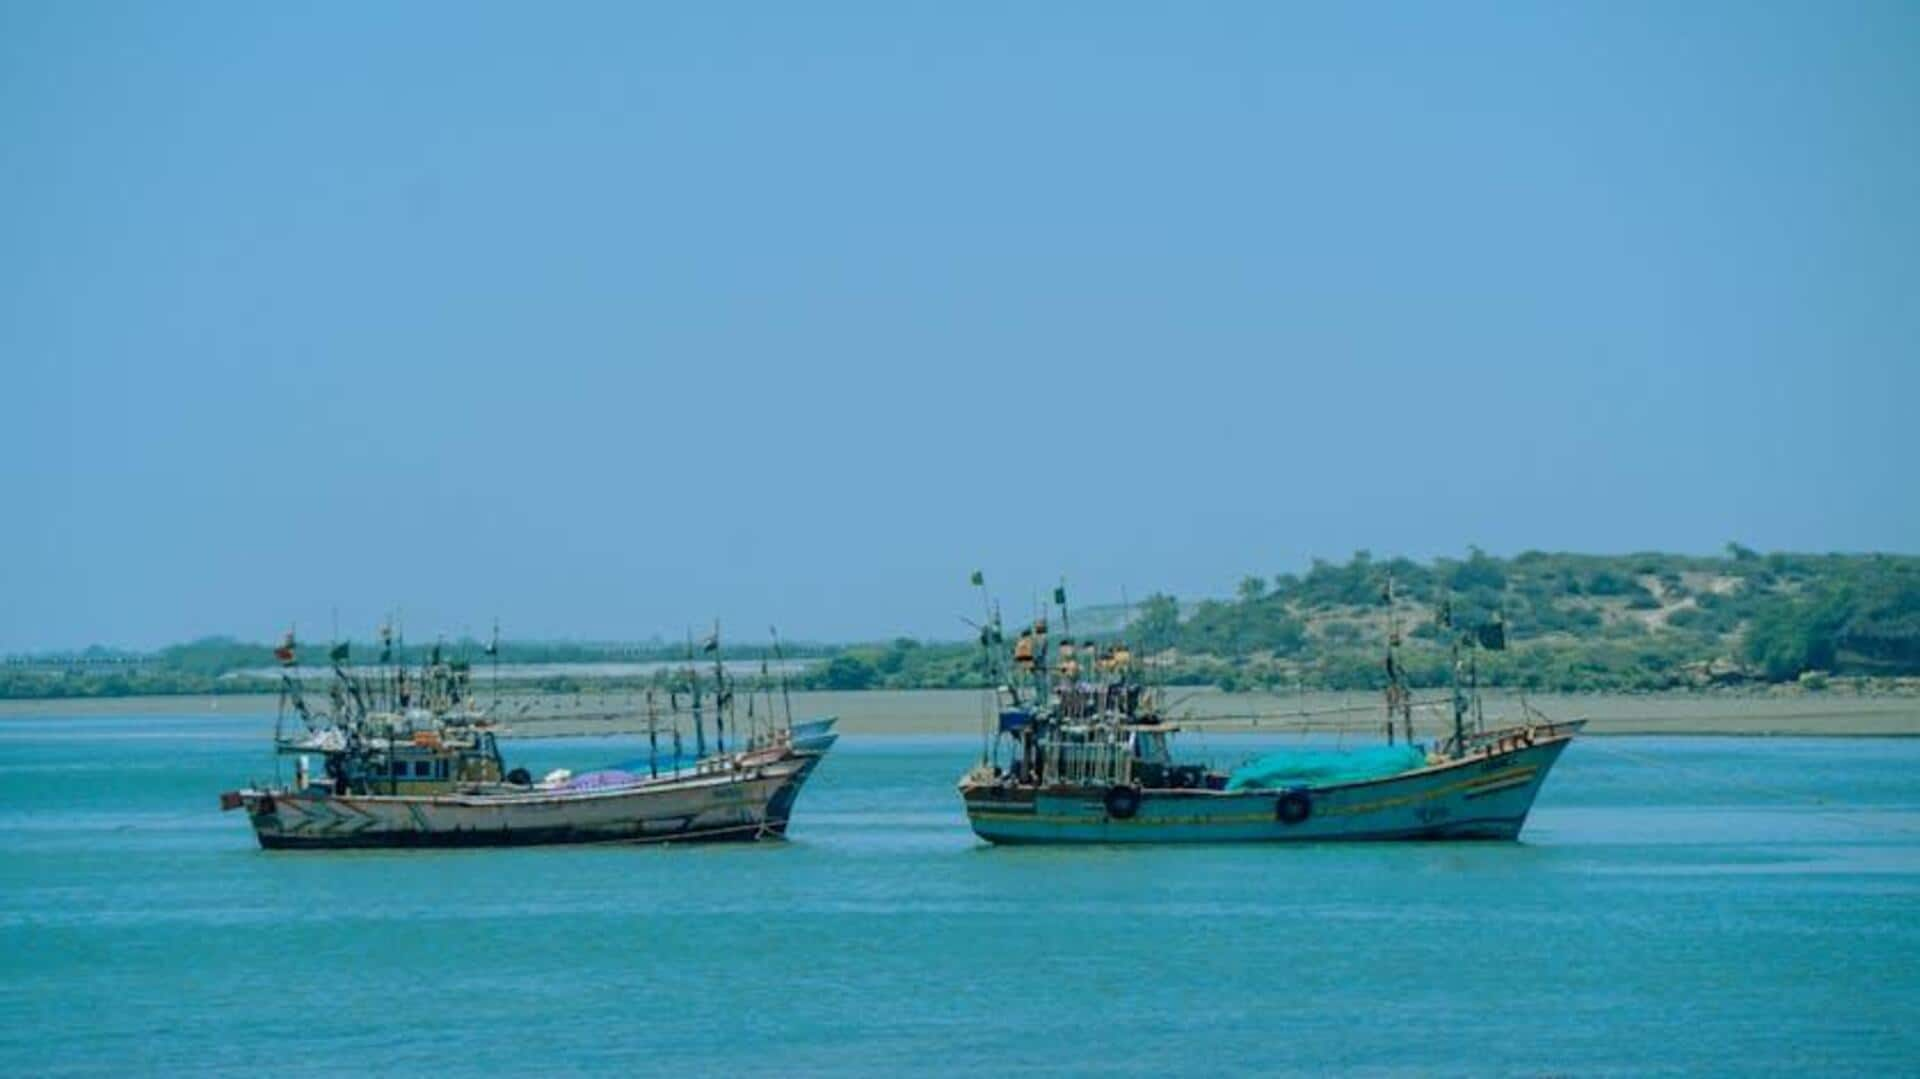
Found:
<box><xmin>413</xmin><ymin>760</ymin><xmax>432</xmax><ymax>777</ymax></box>
<box><xmin>390</xmin><ymin>760</ymin><xmax>407</xmax><ymax>777</ymax></box>
<box><xmin>1134</xmin><ymin>732</ymin><xmax>1170</xmax><ymax>763</ymax></box>
<box><xmin>435</xmin><ymin>760</ymin><xmax>448</xmax><ymax>779</ymax></box>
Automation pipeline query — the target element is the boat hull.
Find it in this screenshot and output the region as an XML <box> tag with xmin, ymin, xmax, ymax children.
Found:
<box><xmin>962</xmin><ymin>732</ymin><xmax>1577</xmax><ymax>845</ymax></box>
<box><xmin>242</xmin><ymin>754</ymin><xmax>811</xmax><ymax>850</ymax></box>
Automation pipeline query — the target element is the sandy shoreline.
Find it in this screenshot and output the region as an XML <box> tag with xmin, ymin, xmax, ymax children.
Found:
<box><xmin>2</xmin><ymin>688</ymin><xmax>1917</xmax><ymax>737</ymax></box>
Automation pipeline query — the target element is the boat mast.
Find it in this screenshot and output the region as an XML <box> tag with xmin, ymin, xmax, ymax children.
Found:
<box><xmin>646</xmin><ymin>687</ymin><xmax>660</xmax><ymax>778</ymax></box>
<box><xmin>487</xmin><ymin>618</ymin><xmax>500</xmax><ymax>713</ymax></box>
<box><xmin>275</xmin><ymin>625</ymin><xmax>313</xmax><ymax>730</ymax></box>
<box><xmin>332</xmin><ymin>630</ymin><xmax>366</xmax><ymax>721</ymax></box>
<box><xmin>1441</xmin><ymin>595</ymin><xmax>1468</xmax><ymax>757</ymax></box>
<box><xmin>1382</xmin><ymin>573</ymin><xmax>1412</xmax><ymax>746</ymax></box>
<box><xmin>709</xmin><ymin>620</ymin><xmax>727</xmax><ymax>754</ymax></box>
<box><xmin>970</xmin><ymin>570</ymin><xmax>998</xmax><ymax>763</ymax></box>
<box><xmin>757</xmin><ymin>649</ymin><xmax>772</xmax><ymax>743</ymax></box>
<box><xmin>686</xmin><ymin>629</ymin><xmax>707</xmax><ymax>758</ymax></box>
<box><xmin>769</xmin><ymin>626</ymin><xmax>794</xmax><ymax>730</ymax></box>
<box><xmin>1054</xmin><ymin>580</ymin><xmax>1071</xmax><ymax>654</ymax></box>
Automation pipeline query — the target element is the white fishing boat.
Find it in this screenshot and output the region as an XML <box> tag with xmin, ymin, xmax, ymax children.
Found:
<box><xmin>222</xmin><ymin>626</ymin><xmax>834</xmax><ymax>849</ymax></box>
<box><xmin>232</xmin><ymin>741</ymin><xmax>824</xmax><ymax>849</ymax></box>
<box><xmin>956</xmin><ymin>578</ymin><xmax>1582</xmax><ymax>845</ymax></box>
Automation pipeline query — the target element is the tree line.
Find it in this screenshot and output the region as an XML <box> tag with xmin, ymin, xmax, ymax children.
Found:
<box><xmin>5</xmin><ymin>548</ymin><xmax>1915</xmax><ymax>699</ymax></box>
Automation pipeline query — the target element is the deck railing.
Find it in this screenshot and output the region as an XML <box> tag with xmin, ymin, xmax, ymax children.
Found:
<box><xmin>1038</xmin><ymin>736</ymin><xmax>1133</xmax><ymax>787</ymax></box>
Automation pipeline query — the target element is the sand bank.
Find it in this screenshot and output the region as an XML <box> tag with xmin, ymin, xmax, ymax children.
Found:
<box><xmin>3</xmin><ymin>688</ymin><xmax>1917</xmax><ymax>737</ymax></box>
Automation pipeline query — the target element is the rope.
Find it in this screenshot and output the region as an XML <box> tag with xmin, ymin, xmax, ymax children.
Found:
<box><xmin>1178</xmin><ymin>696</ymin><xmax>1454</xmax><ymax>724</ymax></box>
<box><xmin>1575</xmin><ymin>736</ymin><xmax>1920</xmax><ymax>837</ymax></box>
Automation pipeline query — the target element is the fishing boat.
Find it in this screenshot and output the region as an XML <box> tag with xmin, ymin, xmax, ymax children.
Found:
<box><xmin>222</xmin><ymin>626</ymin><xmax>835</xmax><ymax>849</ymax></box>
<box><xmin>956</xmin><ymin>578</ymin><xmax>1582</xmax><ymax>844</ymax></box>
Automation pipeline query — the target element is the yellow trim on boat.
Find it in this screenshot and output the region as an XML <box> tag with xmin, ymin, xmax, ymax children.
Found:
<box><xmin>967</xmin><ymin>763</ymin><xmax>1541</xmax><ymax>825</ymax></box>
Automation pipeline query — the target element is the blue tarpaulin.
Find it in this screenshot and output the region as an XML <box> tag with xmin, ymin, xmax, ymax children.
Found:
<box><xmin>1224</xmin><ymin>745</ymin><xmax>1427</xmax><ymax>792</ymax></box>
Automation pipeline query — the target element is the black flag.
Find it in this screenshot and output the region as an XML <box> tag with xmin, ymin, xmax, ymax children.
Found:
<box><xmin>1475</xmin><ymin>620</ymin><xmax>1507</xmax><ymax>651</ymax></box>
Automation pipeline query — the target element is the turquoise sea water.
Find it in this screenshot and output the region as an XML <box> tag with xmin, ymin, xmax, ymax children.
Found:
<box><xmin>2</xmin><ymin>713</ymin><xmax>1917</xmax><ymax>1076</ymax></box>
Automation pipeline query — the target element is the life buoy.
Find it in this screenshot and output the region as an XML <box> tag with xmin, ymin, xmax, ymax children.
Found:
<box><xmin>1275</xmin><ymin>789</ymin><xmax>1312</xmax><ymax>825</ymax></box>
<box><xmin>1104</xmin><ymin>785</ymin><xmax>1142</xmax><ymax>820</ymax></box>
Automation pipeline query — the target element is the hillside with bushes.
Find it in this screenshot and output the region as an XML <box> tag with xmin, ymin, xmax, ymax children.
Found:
<box><xmin>801</xmin><ymin>548</ymin><xmax>1920</xmax><ymax>694</ymax></box>
<box><xmin>1112</xmin><ymin>547</ymin><xmax>1920</xmax><ymax>693</ymax></box>
<box><xmin>5</xmin><ymin>548</ymin><xmax>1915</xmax><ymax>699</ymax></box>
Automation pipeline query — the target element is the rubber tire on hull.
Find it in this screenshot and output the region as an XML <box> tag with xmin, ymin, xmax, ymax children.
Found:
<box><xmin>1103</xmin><ymin>785</ymin><xmax>1142</xmax><ymax>821</ymax></box>
<box><xmin>1275</xmin><ymin>789</ymin><xmax>1312</xmax><ymax>825</ymax></box>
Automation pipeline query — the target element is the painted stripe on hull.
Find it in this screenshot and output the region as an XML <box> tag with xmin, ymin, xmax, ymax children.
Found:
<box><xmin>978</xmin><ymin>814</ymin><xmax>1530</xmax><ymax>845</ymax></box>
<box><xmin>245</xmin><ymin>750</ymin><xmax>828</xmax><ymax>851</ymax></box>
<box><xmin>964</xmin><ymin>736</ymin><xmax>1573</xmax><ymax>845</ymax></box>
<box><xmin>257</xmin><ymin>818</ymin><xmax>780</xmax><ymax>850</ymax></box>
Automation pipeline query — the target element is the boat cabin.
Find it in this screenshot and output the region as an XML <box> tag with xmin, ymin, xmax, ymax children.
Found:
<box><xmin>302</xmin><ymin>726</ymin><xmax>507</xmax><ymax>796</ymax></box>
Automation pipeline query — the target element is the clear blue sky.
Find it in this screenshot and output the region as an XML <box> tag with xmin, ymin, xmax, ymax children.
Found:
<box><xmin>3</xmin><ymin>2</ymin><xmax>1915</xmax><ymax>651</ymax></box>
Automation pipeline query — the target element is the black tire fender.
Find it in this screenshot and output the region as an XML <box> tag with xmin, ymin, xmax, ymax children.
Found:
<box><xmin>1275</xmin><ymin>789</ymin><xmax>1312</xmax><ymax>825</ymax></box>
<box><xmin>1103</xmin><ymin>784</ymin><xmax>1142</xmax><ymax>821</ymax></box>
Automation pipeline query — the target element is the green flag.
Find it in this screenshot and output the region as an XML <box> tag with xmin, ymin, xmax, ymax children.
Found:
<box><xmin>970</xmin><ymin>570</ymin><xmax>984</xmax><ymax>586</ymax></box>
<box><xmin>329</xmin><ymin>642</ymin><xmax>349</xmax><ymax>664</ymax></box>
<box><xmin>1053</xmin><ymin>586</ymin><xmax>1067</xmax><ymax>606</ymax></box>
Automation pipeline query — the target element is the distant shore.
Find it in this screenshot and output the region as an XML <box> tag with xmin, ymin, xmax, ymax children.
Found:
<box><xmin>2</xmin><ymin>688</ymin><xmax>1917</xmax><ymax>737</ymax></box>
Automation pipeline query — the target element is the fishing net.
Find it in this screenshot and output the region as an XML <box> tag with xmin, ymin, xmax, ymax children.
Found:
<box><xmin>1224</xmin><ymin>745</ymin><xmax>1427</xmax><ymax>791</ymax></box>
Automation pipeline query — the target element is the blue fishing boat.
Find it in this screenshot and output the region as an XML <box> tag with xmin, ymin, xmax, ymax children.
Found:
<box><xmin>956</xmin><ymin>578</ymin><xmax>1582</xmax><ymax>844</ymax></box>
